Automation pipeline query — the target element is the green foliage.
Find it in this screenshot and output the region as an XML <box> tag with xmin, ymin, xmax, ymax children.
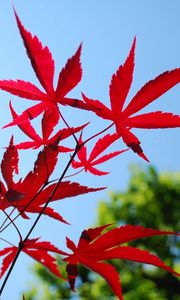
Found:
<box><xmin>23</xmin><ymin>165</ymin><xmax>180</xmax><ymax>300</ymax></box>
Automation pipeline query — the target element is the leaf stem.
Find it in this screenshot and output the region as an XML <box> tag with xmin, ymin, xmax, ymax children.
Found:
<box><xmin>0</xmin><ymin>237</ymin><xmax>15</xmax><ymax>247</ymax></box>
<box><xmin>84</xmin><ymin>122</ymin><xmax>115</xmax><ymax>145</ymax></box>
<box><xmin>59</xmin><ymin>110</ymin><xmax>79</xmax><ymax>144</ymax></box>
<box><xmin>3</xmin><ymin>211</ymin><xmax>22</xmax><ymax>242</ymax></box>
<box><xmin>0</xmin><ymin>183</ymin><xmax>47</xmax><ymax>234</ymax></box>
<box><xmin>0</xmin><ymin>208</ymin><xmax>15</xmax><ymax>231</ymax></box>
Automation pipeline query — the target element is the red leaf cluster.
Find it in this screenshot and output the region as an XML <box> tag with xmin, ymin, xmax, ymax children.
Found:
<box><xmin>63</xmin><ymin>225</ymin><xmax>180</xmax><ymax>300</ymax></box>
<box><xmin>0</xmin><ymin>138</ymin><xmax>104</xmax><ymax>223</ymax></box>
<box><xmin>82</xmin><ymin>38</ymin><xmax>180</xmax><ymax>161</ymax></box>
<box><xmin>0</xmin><ymin>238</ymin><xmax>66</xmax><ymax>279</ymax></box>
<box><xmin>0</xmin><ymin>8</ymin><xmax>180</xmax><ymax>300</ymax></box>
<box><xmin>72</xmin><ymin>133</ymin><xmax>128</xmax><ymax>175</ymax></box>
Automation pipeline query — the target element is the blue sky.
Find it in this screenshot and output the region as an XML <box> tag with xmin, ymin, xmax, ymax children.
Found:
<box><xmin>0</xmin><ymin>1</ymin><xmax>180</xmax><ymax>299</ymax></box>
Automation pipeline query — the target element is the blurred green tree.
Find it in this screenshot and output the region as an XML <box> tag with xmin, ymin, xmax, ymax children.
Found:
<box><xmin>24</xmin><ymin>165</ymin><xmax>180</xmax><ymax>300</ymax></box>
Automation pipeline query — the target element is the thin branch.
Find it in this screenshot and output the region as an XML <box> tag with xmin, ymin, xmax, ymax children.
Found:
<box><xmin>59</xmin><ymin>110</ymin><xmax>79</xmax><ymax>144</ymax></box>
<box><xmin>3</xmin><ymin>211</ymin><xmax>22</xmax><ymax>242</ymax></box>
<box><xmin>63</xmin><ymin>168</ymin><xmax>85</xmax><ymax>178</ymax></box>
<box><xmin>0</xmin><ymin>208</ymin><xmax>15</xmax><ymax>231</ymax></box>
<box><xmin>0</xmin><ymin>182</ymin><xmax>48</xmax><ymax>234</ymax></box>
<box><xmin>84</xmin><ymin>122</ymin><xmax>115</xmax><ymax>145</ymax></box>
<box><xmin>48</xmin><ymin>167</ymin><xmax>85</xmax><ymax>182</ymax></box>
<box><xmin>0</xmin><ymin>237</ymin><xmax>15</xmax><ymax>247</ymax></box>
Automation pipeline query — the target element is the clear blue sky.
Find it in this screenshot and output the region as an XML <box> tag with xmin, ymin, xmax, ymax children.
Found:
<box><xmin>0</xmin><ymin>1</ymin><xmax>180</xmax><ymax>299</ymax></box>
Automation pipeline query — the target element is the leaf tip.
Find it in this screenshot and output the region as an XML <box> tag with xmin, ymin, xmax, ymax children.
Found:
<box><xmin>139</xmin><ymin>152</ymin><xmax>150</xmax><ymax>163</ymax></box>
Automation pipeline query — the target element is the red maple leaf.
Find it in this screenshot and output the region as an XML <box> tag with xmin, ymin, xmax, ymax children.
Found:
<box><xmin>0</xmin><ymin>137</ymin><xmax>64</xmax><ymax>222</ymax></box>
<box><xmin>0</xmin><ymin>238</ymin><xmax>67</xmax><ymax>279</ymax></box>
<box><xmin>0</xmin><ymin>10</ymin><xmax>87</xmax><ymax>128</ymax></box>
<box><xmin>72</xmin><ymin>133</ymin><xmax>128</xmax><ymax>175</ymax></box>
<box><xmin>63</xmin><ymin>224</ymin><xmax>180</xmax><ymax>300</ymax></box>
<box><xmin>82</xmin><ymin>38</ymin><xmax>180</xmax><ymax>161</ymax></box>
<box><xmin>28</xmin><ymin>181</ymin><xmax>105</xmax><ymax>209</ymax></box>
<box><xmin>0</xmin><ymin>138</ymin><xmax>105</xmax><ymax>223</ymax></box>
<box><xmin>10</xmin><ymin>102</ymin><xmax>88</xmax><ymax>151</ymax></box>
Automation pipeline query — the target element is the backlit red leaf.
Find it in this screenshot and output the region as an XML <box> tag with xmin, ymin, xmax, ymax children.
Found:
<box><xmin>10</xmin><ymin>101</ymin><xmax>41</xmax><ymax>142</ymax></box>
<box><xmin>63</xmin><ymin>224</ymin><xmax>179</xmax><ymax>300</ymax></box>
<box><xmin>78</xmin><ymin>257</ymin><xmax>123</xmax><ymax>300</ymax></box>
<box><xmin>49</xmin><ymin>123</ymin><xmax>89</xmax><ymax>145</ymax></box>
<box><xmin>33</xmin><ymin>181</ymin><xmax>106</xmax><ymax>206</ymax></box>
<box><xmin>66</xmin><ymin>263</ymin><xmax>78</xmax><ymax>291</ymax></box>
<box><xmin>85</xmin><ymin>166</ymin><xmax>109</xmax><ymax>176</ymax></box>
<box><xmin>14</xmin><ymin>10</ymin><xmax>55</xmax><ymax>97</ymax></box>
<box><xmin>110</xmin><ymin>38</ymin><xmax>135</xmax><ymax>114</ymax></box>
<box><xmin>21</xmin><ymin>145</ymin><xmax>59</xmax><ymax>194</ymax></box>
<box><xmin>51</xmin><ymin>181</ymin><xmax>106</xmax><ymax>201</ymax></box>
<box><xmin>15</xmin><ymin>141</ymin><xmax>40</xmax><ymax>150</ymax></box>
<box><xmin>27</xmin><ymin>206</ymin><xmax>69</xmax><ymax>224</ymax></box>
<box><xmin>41</xmin><ymin>104</ymin><xmax>60</xmax><ymax>141</ymax></box>
<box><xmin>100</xmin><ymin>246</ymin><xmax>179</xmax><ymax>276</ymax></box>
<box><xmin>22</xmin><ymin>239</ymin><xmax>65</xmax><ymax>279</ymax></box>
<box><xmin>1</xmin><ymin>137</ymin><xmax>19</xmax><ymax>189</ymax></box>
<box><xmin>0</xmin><ymin>239</ymin><xmax>67</xmax><ymax>280</ymax></box>
<box><xmin>126</xmin><ymin>111</ymin><xmax>180</xmax><ymax>128</ymax></box>
<box><xmin>56</xmin><ymin>44</ymin><xmax>82</xmax><ymax>99</ymax></box>
<box><xmin>66</xmin><ymin>237</ymin><xmax>77</xmax><ymax>252</ymax></box>
<box><xmin>3</xmin><ymin>102</ymin><xmax>47</xmax><ymax>128</ymax></box>
<box><xmin>72</xmin><ymin>134</ymin><xmax>128</xmax><ymax>175</ymax></box>
<box><xmin>24</xmin><ymin>248</ymin><xmax>63</xmax><ymax>278</ymax></box>
<box><xmin>24</xmin><ymin>239</ymin><xmax>68</xmax><ymax>256</ymax></box>
<box><xmin>117</xmin><ymin>126</ymin><xmax>149</xmax><ymax>162</ymax></box>
<box><xmin>92</xmin><ymin>150</ymin><xmax>128</xmax><ymax>165</ymax></box>
<box><xmin>0</xmin><ymin>247</ymin><xmax>17</xmax><ymax>278</ymax></box>
<box><xmin>76</xmin><ymin>135</ymin><xmax>86</xmax><ymax>162</ymax></box>
<box><xmin>81</xmin><ymin>41</ymin><xmax>180</xmax><ymax>161</ymax></box>
<box><xmin>78</xmin><ymin>224</ymin><xmax>111</xmax><ymax>249</ymax></box>
<box><xmin>62</xmin><ymin>96</ymin><xmax>91</xmax><ymax>110</ymax></box>
<box><xmin>0</xmin><ymin>80</ymin><xmax>47</xmax><ymax>100</ymax></box>
<box><xmin>88</xmin><ymin>225</ymin><xmax>178</xmax><ymax>252</ymax></box>
<box><xmin>124</xmin><ymin>69</ymin><xmax>180</xmax><ymax>116</ymax></box>
<box><xmin>89</xmin><ymin>133</ymin><xmax>118</xmax><ymax>162</ymax></box>
<box><xmin>82</xmin><ymin>93</ymin><xmax>112</xmax><ymax>120</ymax></box>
